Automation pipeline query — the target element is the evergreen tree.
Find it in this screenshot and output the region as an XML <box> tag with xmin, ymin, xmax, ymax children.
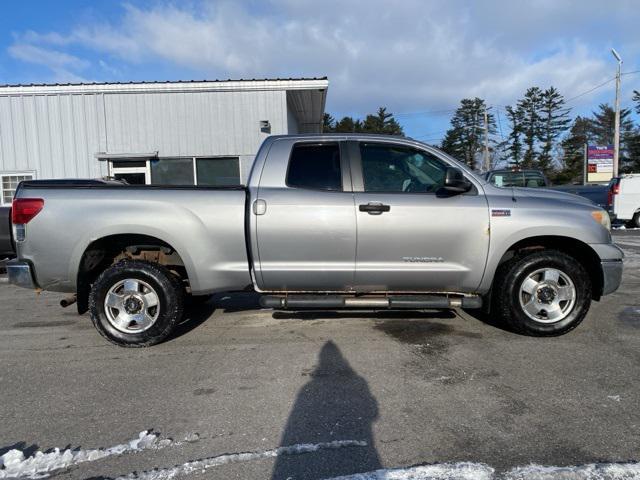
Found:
<box><xmin>325</xmin><ymin>107</ymin><xmax>403</xmax><ymax>135</ymax></box>
<box><xmin>333</xmin><ymin>116</ymin><xmax>359</xmax><ymax>133</ymax></box>
<box><xmin>440</xmin><ymin>98</ymin><xmax>495</xmax><ymax>169</ymax></box>
<box><xmin>517</xmin><ymin>87</ymin><xmax>544</xmax><ymax>168</ymax></box>
<box><xmin>633</xmin><ymin>90</ymin><xmax>640</xmax><ymax>114</ymax></box>
<box><xmin>361</xmin><ymin>107</ymin><xmax>404</xmax><ymax>135</ymax></box>
<box><xmin>502</xmin><ymin>105</ymin><xmax>525</xmax><ymax>166</ymax></box>
<box><xmin>322</xmin><ymin>113</ymin><xmax>336</xmax><ymax>133</ymax></box>
<box><xmin>588</xmin><ymin>104</ymin><xmax>636</xmax><ymax>172</ymax></box>
<box><xmin>538</xmin><ymin>87</ymin><xmax>571</xmax><ymax>174</ymax></box>
<box><xmin>559</xmin><ymin>116</ymin><xmax>592</xmax><ymax>183</ymax></box>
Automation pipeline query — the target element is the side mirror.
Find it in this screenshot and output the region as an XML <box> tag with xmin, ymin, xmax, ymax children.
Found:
<box><xmin>442</xmin><ymin>167</ymin><xmax>472</xmax><ymax>194</ymax></box>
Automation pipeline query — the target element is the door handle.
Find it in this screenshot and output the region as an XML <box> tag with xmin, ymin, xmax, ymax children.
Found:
<box><xmin>359</xmin><ymin>202</ymin><xmax>391</xmax><ymax>215</ymax></box>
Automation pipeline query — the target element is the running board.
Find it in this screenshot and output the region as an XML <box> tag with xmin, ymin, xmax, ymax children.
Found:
<box><xmin>259</xmin><ymin>294</ymin><xmax>482</xmax><ymax>310</ymax></box>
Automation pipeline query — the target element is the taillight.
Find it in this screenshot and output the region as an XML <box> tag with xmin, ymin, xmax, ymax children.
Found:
<box><xmin>12</xmin><ymin>198</ymin><xmax>44</xmax><ymax>224</ymax></box>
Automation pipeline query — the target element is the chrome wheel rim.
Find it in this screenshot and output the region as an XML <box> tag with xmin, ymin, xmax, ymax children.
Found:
<box><xmin>104</xmin><ymin>279</ymin><xmax>160</xmax><ymax>333</ymax></box>
<box><xmin>518</xmin><ymin>268</ymin><xmax>576</xmax><ymax>324</ymax></box>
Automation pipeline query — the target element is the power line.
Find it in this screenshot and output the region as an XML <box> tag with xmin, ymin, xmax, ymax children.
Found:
<box><xmin>565</xmin><ymin>77</ymin><xmax>616</xmax><ymax>103</ymax></box>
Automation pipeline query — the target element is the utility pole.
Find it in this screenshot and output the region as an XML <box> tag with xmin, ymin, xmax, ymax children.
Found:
<box><xmin>612</xmin><ymin>48</ymin><xmax>622</xmax><ymax>177</ymax></box>
<box><xmin>483</xmin><ymin>107</ymin><xmax>490</xmax><ymax>171</ymax></box>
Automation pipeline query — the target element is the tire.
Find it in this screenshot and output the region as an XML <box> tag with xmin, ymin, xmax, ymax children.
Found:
<box><xmin>492</xmin><ymin>250</ymin><xmax>591</xmax><ymax>336</ymax></box>
<box><xmin>89</xmin><ymin>260</ymin><xmax>184</xmax><ymax>347</ymax></box>
<box><xmin>626</xmin><ymin>212</ymin><xmax>640</xmax><ymax>229</ymax></box>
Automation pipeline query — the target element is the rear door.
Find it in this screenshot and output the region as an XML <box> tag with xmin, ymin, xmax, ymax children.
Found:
<box><xmin>254</xmin><ymin>139</ymin><xmax>357</xmax><ymax>291</ymax></box>
<box><xmin>350</xmin><ymin>141</ymin><xmax>490</xmax><ymax>292</ymax></box>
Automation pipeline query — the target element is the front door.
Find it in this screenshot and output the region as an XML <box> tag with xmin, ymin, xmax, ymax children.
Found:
<box><xmin>255</xmin><ymin>140</ymin><xmax>357</xmax><ymax>291</ymax></box>
<box><xmin>351</xmin><ymin>141</ymin><xmax>490</xmax><ymax>292</ymax></box>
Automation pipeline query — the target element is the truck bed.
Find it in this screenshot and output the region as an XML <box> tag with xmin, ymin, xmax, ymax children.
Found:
<box><xmin>15</xmin><ymin>181</ymin><xmax>252</xmax><ymax>294</ymax></box>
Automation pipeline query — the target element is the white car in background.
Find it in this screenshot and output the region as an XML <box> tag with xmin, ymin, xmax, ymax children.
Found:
<box><xmin>610</xmin><ymin>174</ymin><xmax>640</xmax><ymax>227</ymax></box>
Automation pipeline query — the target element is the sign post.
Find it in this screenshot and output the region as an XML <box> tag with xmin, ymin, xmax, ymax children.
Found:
<box><xmin>586</xmin><ymin>145</ymin><xmax>614</xmax><ymax>183</ymax></box>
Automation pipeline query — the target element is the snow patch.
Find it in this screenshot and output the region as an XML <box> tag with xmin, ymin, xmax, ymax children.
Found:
<box><xmin>325</xmin><ymin>462</ymin><xmax>494</xmax><ymax>479</ymax></box>
<box><xmin>504</xmin><ymin>462</ymin><xmax>640</xmax><ymax>479</ymax></box>
<box><xmin>0</xmin><ymin>431</ymin><xmax>167</xmax><ymax>479</ymax></box>
<box><xmin>114</xmin><ymin>440</ymin><xmax>367</xmax><ymax>480</ymax></box>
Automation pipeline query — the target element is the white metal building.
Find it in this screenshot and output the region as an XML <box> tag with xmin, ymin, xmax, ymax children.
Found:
<box><xmin>0</xmin><ymin>77</ymin><xmax>328</xmax><ymax>205</ymax></box>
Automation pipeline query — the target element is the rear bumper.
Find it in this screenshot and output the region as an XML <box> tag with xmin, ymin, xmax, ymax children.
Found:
<box><xmin>7</xmin><ymin>260</ymin><xmax>38</xmax><ymax>289</ymax></box>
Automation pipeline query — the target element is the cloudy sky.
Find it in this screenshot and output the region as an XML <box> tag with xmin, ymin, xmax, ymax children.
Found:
<box><xmin>1</xmin><ymin>0</ymin><xmax>639</xmax><ymax>141</ymax></box>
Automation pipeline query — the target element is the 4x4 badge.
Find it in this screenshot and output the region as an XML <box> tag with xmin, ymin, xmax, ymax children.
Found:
<box><xmin>492</xmin><ymin>209</ymin><xmax>511</xmax><ymax>217</ymax></box>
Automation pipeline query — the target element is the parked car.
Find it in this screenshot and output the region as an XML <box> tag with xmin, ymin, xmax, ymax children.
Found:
<box><xmin>485</xmin><ymin>168</ymin><xmax>549</xmax><ymax>188</ymax></box>
<box><xmin>7</xmin><ymin>134</ymin><xmax>622</xmax><ymax>346</ymax></box>
<box><xmin>609</xmin><ymin>174</ymin><xmax>640</xmax><ymax>227</ymax></box>
<box><xmin>549</xmin><ymin>183</ymin><xmax>609</xmax><ymax>210</ymax></box>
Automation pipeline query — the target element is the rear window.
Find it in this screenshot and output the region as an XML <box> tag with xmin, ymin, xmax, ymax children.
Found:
<box><xmin>488</xmin><ymin>171</ymin><xmax>546</xmax><ymax>188</ymax></box>
<box><xmin>286</xmin><ymin>143</ymin><xmax>342</xmax><ymax>191</ymax></box>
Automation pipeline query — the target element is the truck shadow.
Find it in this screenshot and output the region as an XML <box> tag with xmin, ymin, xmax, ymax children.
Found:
<box><xmin>271</xmin><ymin>340</ymin><xmax>381</xmax><ymax>479</ymax></box>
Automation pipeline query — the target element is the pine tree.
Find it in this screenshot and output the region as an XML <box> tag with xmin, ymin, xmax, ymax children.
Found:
<box><xmin>362</xmin><ymin>107</ymin><xmax>404</xmax><ymax>135</ymax></box>
<box><xmin>325</xmin><ymin>107</ymin><xmax>403</xmax><ymax>135</ymax></box>
<box><xmin>502</xmin><ymin>105</ymin><xmax>525</xmax><ymax>166</ymax></box>
<box><xmin>517</xmin><ymin>87</ymin><xmax>544</xmax><ymax>168</ymax></box>
<box><xmin>589</xmin><ymin>104</ymin><xmax>635</xmax><ymax>172</ymax></box>
<box><xmin>440</xmin><ymin>98</ymin><xmax>495</xmax><ymax>169</ymax></box>
<box><xmin>559</xmin><ymin>116</ymin><xmax>592</xmax><ymax>183</ymax></box>
<box><xmin>322</xmin><ymin>113</ymin><xmax>336</xmax><ymax>133</ymax></box>
<box><xmin>633</xmin><ymin>90</ymin><xmax>640</xmax><ymax>114</ymax></box>
<box><xmin>538</xmin><ymin>87</ymin><xmax>571</xmax><ymax>174</ymax></box>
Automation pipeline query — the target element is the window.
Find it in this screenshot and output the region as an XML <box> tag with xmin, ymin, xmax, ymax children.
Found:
<box><xmin>489</xmin><ymin>171</ymin><xmax>546</xmax><ymax>188</ymax></box>
<box><xmin>196</xmin><ymin>158</ymin><xmax>240</xmax><ymax>186</ymax></box>
<box><xmin>360</xmin><ymin>143</ymin><xmax>447</xmax><ymax>193</ymax></box>
<box><xmin>524</xmin><ymin>171</ymin><xmax>546</xmax><ymax>187</ymax></box>
<box><xmin>287</xmin><ymin>143</ymin><xmax>342</xmax><ymax>191</ymax></box>
<box><xmin>150</xmin><ymin>158</ymin><xmax>195</xmax><ymax>185</ymax></box>
<box><xmin>107</xmin><ymin>157</ymin><xmax>241</xmax><ymax>186</ymax></box>
<box><xmin>1</xmin><ymin>173</ymin><xmax>34</xmax><ymax>205</ymax></box>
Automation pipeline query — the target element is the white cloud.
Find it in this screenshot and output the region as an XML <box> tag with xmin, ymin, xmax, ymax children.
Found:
<box><xmin>7</xmin><ymin>0</ymin><xmax>640</xmax><ymax>112</ymax></box>
<box><xmin>7</xmin><ymin>43</ymin><xmax>89</xmax><ymax>83</ymax></box>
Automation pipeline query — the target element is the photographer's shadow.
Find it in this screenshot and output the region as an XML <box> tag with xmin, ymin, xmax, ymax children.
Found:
<box><xmin>271</xmin><ymin>340</ymin><xmax>381</xmax><ymax>479</ymax></box>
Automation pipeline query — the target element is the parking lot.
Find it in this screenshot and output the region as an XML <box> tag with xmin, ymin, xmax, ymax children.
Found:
<box><xmin>1</xmin><ymin>230</ymin><xmax>639</xmax><ymax>479</ymax></box>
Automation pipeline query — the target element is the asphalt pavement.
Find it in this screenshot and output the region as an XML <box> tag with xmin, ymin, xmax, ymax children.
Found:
<box><xmin>1</xmin><ymin>231</ymin><xmax>639</xmax><ymax>479</ymax></box>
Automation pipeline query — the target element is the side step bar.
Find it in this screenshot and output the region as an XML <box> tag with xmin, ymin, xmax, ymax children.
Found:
<box><xmin>259</xmin><ymin>294</ymin><xmax>482</xmax><ymax>310</ymax></box>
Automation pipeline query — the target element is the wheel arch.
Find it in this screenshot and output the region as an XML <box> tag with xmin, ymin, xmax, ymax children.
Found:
<box><xmin>491</xmin><ymin>235</ymin><xmax>603</xmax><ymax>301</ymax></box>
<box><xmin>75</xmin><ymin>233</ymin><xmax>192</xmax><ymax>314</ymax></box>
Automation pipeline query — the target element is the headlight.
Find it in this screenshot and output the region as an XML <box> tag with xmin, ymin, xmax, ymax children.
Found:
<box><xmin>591</xmin><ymin>210</ymin><xmax>611</xmax><ymax>231</ymax></box>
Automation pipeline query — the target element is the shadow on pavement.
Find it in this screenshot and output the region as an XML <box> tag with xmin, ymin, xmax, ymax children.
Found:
<box><xmin>271</xmin><ymin>340</ymin><xmax>381</xmax><ymax>480</ymax></box>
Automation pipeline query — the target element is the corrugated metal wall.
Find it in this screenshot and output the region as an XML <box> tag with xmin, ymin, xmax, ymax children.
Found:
<box><xmin>0</xmin><ymin>88</ymin><xmax>292</xmax><ymax>182</ymax></box>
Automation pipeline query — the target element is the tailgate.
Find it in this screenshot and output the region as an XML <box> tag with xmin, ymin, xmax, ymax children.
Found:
<box><xmin>0</xmin><ymin>206</ymin><xmax>14</xmax><ymax>258</ymax></box>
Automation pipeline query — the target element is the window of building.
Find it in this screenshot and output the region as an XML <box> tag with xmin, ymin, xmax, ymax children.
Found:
<box><xmin>359</xmin><ymin>143</ymin><xmax>447</xmax><ymax>193</ymax></box>
<box><xmin>150</xmin><ymin>158</ymin><xmax>195</xmax><ymax>185</ymax></box>
<box><xmin>196</xmin><ymin>158</ymin><xmax>240</xmax><ymax>186</ymax></box>
<box><xmin>286</xmin><ymin>143</ymin><xmax>342</xmax><ymax>191</ymax></box>
<box><xmin>1</xmin><ymin>172</ymin><xmax>35</xmax><ymax>205</ymax></box>
<box><xmin>107</xmin><ymin>157</ymin><xmax>241</xmax><ymax>186</ymax></box>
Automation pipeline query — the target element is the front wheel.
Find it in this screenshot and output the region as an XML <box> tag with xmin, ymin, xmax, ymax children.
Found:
<box><xmin>492</xmin><ymin>250</ymin><xmax>592</xmax><ymax>336</ymax></box>
<box><xmin>89</xmin><ymin>260</ymin><xmax>184</xmax><ymax>347</ymax></box>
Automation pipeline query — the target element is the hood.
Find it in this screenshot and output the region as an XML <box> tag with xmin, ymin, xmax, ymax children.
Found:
<box><xmin>510</xmin><ymin>187</ymin><xmax>596</xmax><ymax>206</ymax></box>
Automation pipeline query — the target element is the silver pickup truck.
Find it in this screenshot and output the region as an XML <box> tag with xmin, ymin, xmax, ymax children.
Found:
<box><xmin>7</xmin><ymin>134</ymin><xmax>623</xmax><ymax>346</ymax></box>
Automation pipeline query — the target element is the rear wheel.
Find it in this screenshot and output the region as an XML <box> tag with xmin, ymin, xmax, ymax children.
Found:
<box><xmin>89</xmin><ymin>260</ymin><xmax>184</xmax><ymax>347</ymax></box>
<box><xmin>492</xmin><ymin>250</ymin><xmax>591</xmax><ymax>336</ymax></box>
<box><xmin>626</xmin><ymin>212</ymin><xmax>640</xmax><ymax>229</ymax></box>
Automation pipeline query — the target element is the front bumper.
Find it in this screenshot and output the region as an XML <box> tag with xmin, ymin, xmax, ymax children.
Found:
<box><xmin>589</xmin><ymin>243</ymin><xmax>624</xmax><ymax>296</ymax></box>
<box><xmin>601</xmin><ymin>259</ymin><xmax>623</xmax><ymax>296</ymax></box>
<box><xmin>7</xmin><ymin>260</ymin><xmax>37</xmax><ymax>289</ymax></box>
